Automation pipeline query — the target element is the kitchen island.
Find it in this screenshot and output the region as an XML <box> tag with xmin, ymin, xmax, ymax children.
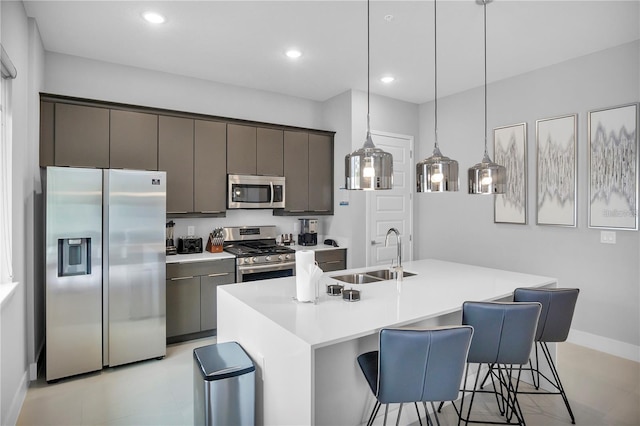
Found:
<box><xmin>217</xmin><ymin>259</ymin><xmax>557</xmax><ymax>425</ymax></box>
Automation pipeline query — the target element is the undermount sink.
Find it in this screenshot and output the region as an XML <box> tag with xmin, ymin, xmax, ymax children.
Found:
<box><xmin>329</xmin><ymin>273</ymin><xmax>382</xmax><ymax>285</ymax></box>
<box><xmin>330</xmin><ymin>268</ymin><xmax>417</xmax><ymax>284</ymax></box>
<box><xmin>363</xmin><ymin>269</ymin><xmax>417</xmax><ymax>280</ymax></box>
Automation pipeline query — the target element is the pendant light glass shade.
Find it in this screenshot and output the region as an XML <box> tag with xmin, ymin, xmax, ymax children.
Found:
<box><xmin>416</xmin><ymin>0</ymin><xmax>458</xmax><ymax>193</ymax></box>
<box><xmin>346</xmin><ymin>131</ymin><xmax>393</xmax><ymax>190</ymax></box>
<box><xmin>468</xmin><ymin>151</ymin><xmax>506</xmax><ymax>194</ymax></box>
<box><xmin>417</xmin><ymin>146</ymin><xmax>459</xmax><ymax>192</ymax></box>
<box><xmin>344</xmin><ymin>0</ymin><xmax>393</xmax><ymax>191</ymax></box>
<box><xmin>468</xmin><ymin>0</ymin><xmax>506</xmax><ymax>195</ymax></box>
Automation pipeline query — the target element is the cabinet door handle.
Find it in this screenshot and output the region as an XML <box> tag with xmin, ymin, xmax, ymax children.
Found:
<box><xmin>313</xmin><ymin>210</ymin><xmax>330</xmax><ymax>212</ymax></box>
<box><xmin>200</xmin><ymin>211</ymin><xmax>222</xmax><ymax>214</ymax></box>
<box><xmin>207</xmin><ymin>272</ymin><xmax>229</xmax><ymax>277</ymax></box>
<box><xmin>170</xmin><ymin>276</ymin><xmax>194</xmax><ymax>281</ymax></box>
<box><xmin>288</xmin><ymin>210</ymin><xmax>305</xmax><ymax>213</ymax></box>
<box><xmin>168</xmin><ymin>211</ymin><xmax>188</xmax><ymax>214</ymax></box>
<box><xmin>324</xmin><ymin>260</ymin><xmax>341</xmax><ymax>264</ymax></box>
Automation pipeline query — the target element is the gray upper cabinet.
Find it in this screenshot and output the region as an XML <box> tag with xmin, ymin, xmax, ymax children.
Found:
<box><xmin>308</xmin><ymin>134</ymin><xmax>333</xmax><ymax>213</ymax></box>
<box><xmin>195</xmin><ymin>120</ymin><xmax>227</xmax><ymax>214</ymax></box>
<box><xmin>257</xmin><ymin>128</ymin><xmax>283</xmax><ymax>176</ymax></box>
<box><xmin>55</xmin><ymin>103</ymin><xmax>110</xmax><ymax>168</ymax></box>
<box><xmin>283</xmin><ymin>131</ymin><xmax>309</xmax><ymax>213</ymax></box>
<box><xmin>159</xmin><ymin>116</ymin><xmax>194</xmax><ymax>214</ymax></box>
<box><xmin>39</xmin><ymin>95</ymin><xmax>334</xmax><ymax>216</ymax></box>
<box><xmin>39</xmin><ymin>101</ymin><xmax>55</xmax><ymax>167</ymax></box>
<box><xmin>279</xmin><ymin>131</ymin><xmax>334</xmax><ymax>215</ymax></box>
<box><xmin>110</xmin><ymin>110</ymin><xmax>158</xmax><ymax>170</ymax></box>
<box><xmin>227</xmin><ymin>124</ymin><xmax>257</xmax><ymax>174</ymax></box>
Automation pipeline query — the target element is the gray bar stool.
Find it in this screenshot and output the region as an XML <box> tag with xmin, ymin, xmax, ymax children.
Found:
<box><xmin>452</xmin><ymin>301</ymin><xmax>542</xmax><ymax>426</ymax></box>
<box><xmin>513</xmin><ymin>287</ymin><xmax>580</xmax><ymax>424</ymax></box>
<box><xmin>357</xmin><ymin>326</ymin><xmax>473</xmax><ymax>426</ymax></box>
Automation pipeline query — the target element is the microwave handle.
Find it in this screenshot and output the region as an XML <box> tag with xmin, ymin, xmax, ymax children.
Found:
<box><xmin>270</xmin><ymin>181</ymin><xmax>274</xmax><ymax>206</ymax></box>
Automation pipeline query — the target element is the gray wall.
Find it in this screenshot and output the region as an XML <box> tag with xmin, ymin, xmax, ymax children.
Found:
<box><xmin>416</xmin><ymin>40</ymin><xmax>640</xmax><ymax>357</ymax></box>
<box><xmin>1</xmin><ymin>1</ymin><xmax>44</xmax><ymax>424</ymax></box>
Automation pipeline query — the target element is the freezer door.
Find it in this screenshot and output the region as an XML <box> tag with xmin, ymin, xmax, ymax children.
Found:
<box><xmin>104</xmin><ymin>169</ymin><xmax>167</xmax><ymax>366</ymax></box>
<box><xmin>45</xmin><ymin>167</ymin><xmax>103</xmax><ymax>381</ymax></box>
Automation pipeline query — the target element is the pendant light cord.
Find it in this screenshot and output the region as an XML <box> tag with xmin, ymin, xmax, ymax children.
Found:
<box><xmin>483</xmin><ymin>0</ymin><xmax>488</xmax><ymax>158</ymax></box>
<box><xmin>366</xmin><ymin>0</ymin><xmax>371</xmax><ymax>136</ymax></box>
<box><xmin>433</xmin><ymin>0</ymin><xmax>439</xmax><ymax>151</ymax></box>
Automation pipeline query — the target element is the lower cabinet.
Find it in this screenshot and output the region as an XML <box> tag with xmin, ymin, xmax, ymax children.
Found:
<box><xmin>166</xmin><ymin>258</ymin><xmax>235</xmax><ymax>342</ymax></box>
<box><xmin>315</xmin><ymin>248</ymin><xmax>347</xmax><ymax>272</ymax></box>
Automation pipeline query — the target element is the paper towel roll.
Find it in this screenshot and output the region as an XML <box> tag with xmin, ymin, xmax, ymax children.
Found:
<box><xmin>296</xmin><ymin>250</ymin><xmax>315</xmax><ymax>302</ymax></box>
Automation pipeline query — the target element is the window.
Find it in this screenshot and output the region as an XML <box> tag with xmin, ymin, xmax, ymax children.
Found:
<box><xmin>0</xmin><ymin>44</ymin><xmax>16</xmax><ymax>284</ymax></box>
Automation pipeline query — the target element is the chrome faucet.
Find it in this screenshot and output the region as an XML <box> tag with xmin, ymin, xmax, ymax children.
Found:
<box><xmin>384</xmin><ymin>228</ymin><xmax>402</xmax><ymax>268</ymax></box>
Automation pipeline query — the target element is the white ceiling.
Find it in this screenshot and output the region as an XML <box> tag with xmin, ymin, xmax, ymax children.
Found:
<box><xmin>23</xmin><ymin>1</ymin><xmax>640</xmax><ymax>104</ymax></box>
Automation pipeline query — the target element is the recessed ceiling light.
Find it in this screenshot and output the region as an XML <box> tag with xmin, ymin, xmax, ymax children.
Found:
<box><xmin>143</xmin><ymin>12</ymin><xmax>165</xmax><ymax>24</ymax></box>
<box><xmin>380</xmin><ymin>76</ymin><xmax>395</xmax><ymax>84</ymax></box>
<box><xmin>286</xmin><ymin>49</ymin><xmax>302</xmax><ymax>59</ymax></box>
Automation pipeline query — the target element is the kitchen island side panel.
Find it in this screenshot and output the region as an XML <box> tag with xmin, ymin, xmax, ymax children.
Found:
<box><xmin>217</xmin><ymin>288</ymin><xmax>313</xmax><ymax>426</ymax></box>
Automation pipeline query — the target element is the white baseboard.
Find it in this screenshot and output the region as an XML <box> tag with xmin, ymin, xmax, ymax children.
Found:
<box><xmin>568</xmin><ymin>329</ymin><xmax>640</xmax><ymax>362</ymax></box>
<box><xmin>4</xmin><ymin>370</ymin><xmax>27</xmax><ymax>426</ymax></box>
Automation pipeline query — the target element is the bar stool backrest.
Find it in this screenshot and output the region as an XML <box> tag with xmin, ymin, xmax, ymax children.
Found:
<box><xmin>513</xmin><ymin>288</ymin><xmax>579</xmax><ymax>342</ymax></box>
<box><xmin>376</xmin><ymin>326</ymin><xmax>473</xmax><ymax>404</ymax></box>
<box><xmin>462</xmin><ymin>301</ymin><xmax>541</xmax><ymax>365</ymax></box>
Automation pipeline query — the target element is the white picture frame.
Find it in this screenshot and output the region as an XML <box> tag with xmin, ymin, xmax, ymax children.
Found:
<box><xmin>588</xmin><ymin>103</ymin><xmax>638</xmax><ymax>230</ymax></box>
<box><xmin>494</xmin><ymin>123</ymin><xmax>527</xmax><ymax>224</ymax></box>
<box><xmin>536</xmin><ymin>114</ymin><xmax>577</xmax><ymax>227</ymax></box>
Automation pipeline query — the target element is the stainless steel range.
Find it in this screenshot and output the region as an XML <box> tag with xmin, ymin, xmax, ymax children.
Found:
<box><xmin>223</xmin><ymin>226</ymin><xmax>296</xmax><ymax>283</ymax></box>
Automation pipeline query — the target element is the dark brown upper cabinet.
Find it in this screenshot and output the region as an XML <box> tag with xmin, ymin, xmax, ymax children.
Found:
<box><xmin>110</xmin><ymin>110</ymin><xmax>158</xmax><ymax>170</ymax></box>
<box><xmin>227</xmin><ymin>124</ymin><xmax>257</xmax><ymax>175</ymax></box>
<box><xmin>256</xmin><ymin>128</ymin><xmax>284</xmax><ymax>176</ymax></box>
<box><xmin>277</xmin><ymin>131</ymin><xmax>334</xmax><ymax>215</ymax></box>
<box><xmin>194</xmin><ymin>120</ymin><xmax>227</xmax><ymax>214</ymax></box>
<box><xmin>158</xmin><ymin>116</ymin><xmax>194</xmax><ymax>214</ymax></box>
<box><xmin>54</xmin><ymin>103</ymin><xmax>110</xmax><ymax>168</ymax></box>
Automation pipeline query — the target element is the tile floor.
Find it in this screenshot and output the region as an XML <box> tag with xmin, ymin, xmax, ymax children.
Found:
<box><xmin>17</xmin><ymin>340</ymin><xmax>640</xmax><ymax>425</ymax></box>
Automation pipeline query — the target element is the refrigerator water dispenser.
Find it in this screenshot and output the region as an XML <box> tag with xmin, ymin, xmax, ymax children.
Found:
<box><xmin>58</xmin><ymin>237</ymin><xmax>91</xmax><ymax>276</ymax></box>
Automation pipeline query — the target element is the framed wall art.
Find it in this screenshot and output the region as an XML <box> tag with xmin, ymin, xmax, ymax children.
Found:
<box><xmin>588</xmin><ymin>103</ymin><xmax>638</xmax><ymax>230</ymax></box>
<box><xmin>494</xmin><ymin>122</ymin><xmax>527</xmax><ymax>224</ymax></box>
<box><xmin>536</xmin><ymin>114</ymin><xmax>577</xmax><ymax>226</ymax></box>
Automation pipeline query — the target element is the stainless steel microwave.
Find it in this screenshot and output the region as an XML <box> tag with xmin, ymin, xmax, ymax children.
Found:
<box><xmin>227</xmin><ymin>174</ymin><xmax>285</xmax><ymax>209</ymax></box>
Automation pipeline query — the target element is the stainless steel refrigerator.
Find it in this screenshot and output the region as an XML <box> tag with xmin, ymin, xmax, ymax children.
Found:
<box><xmin>45</xmin><ymin>167</ymin><xmax>166</xmax><ymax>381</ymax></box>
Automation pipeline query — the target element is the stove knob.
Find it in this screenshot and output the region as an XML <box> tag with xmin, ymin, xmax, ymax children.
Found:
<box><xmin>278</xmin><ymin>255</ymin><xmax>284</xmax><ymax>261</ymax></box>
<box><xmin>252</xmin><ymin>257</ymin><xmax>258</xmax><ymax>263</ymax></box>
<box><xmin>285</xmin><ymin>254</ymin><xmax>291</xmax><ymax>260</ymax></box>
<box><xmin>265</xmin><ymin>256</ymin><xmax>271</xmax><ymax>262</ymax></box>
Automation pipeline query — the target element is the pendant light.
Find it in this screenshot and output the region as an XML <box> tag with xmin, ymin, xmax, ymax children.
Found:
<box><xmin>345</xmin><ymin>0</ymin><xmax>393</xmax><ymax>191</ymax></box>
<box><xmin>468</xmin><ymin>0</ymin><xmax>506</xmax><ymax>194</ymax></box>
<box><xmin>417</xmin><ymin>0</ymin><xmax>459</xmax><ymax>192</ymax></box>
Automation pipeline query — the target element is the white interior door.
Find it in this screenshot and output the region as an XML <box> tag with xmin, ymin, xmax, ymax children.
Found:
<box><xmin>367</xmin><ymin>131</ymin><xmax>414</xmax><ymax>268</ymax></box>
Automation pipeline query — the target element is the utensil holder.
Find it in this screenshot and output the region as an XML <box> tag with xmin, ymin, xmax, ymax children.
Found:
<box><xmin>206</xmin><ymin>234</ymin><xmax>224</xmax><ymax>253</ymax></box>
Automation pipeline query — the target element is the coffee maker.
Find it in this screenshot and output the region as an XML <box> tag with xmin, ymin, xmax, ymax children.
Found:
<box><xmin>298</xmin><ymin>218</ymin><xmax>318</xmax><ymax>246</ymax></box>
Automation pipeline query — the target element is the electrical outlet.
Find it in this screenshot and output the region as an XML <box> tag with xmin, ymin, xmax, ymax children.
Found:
<box><xmin>187</xmin><ymin>226</ymin><xmax>195</xmax><ymax>236</ymax></box>
<box><xmin>600</xmin><ymin>231</ymin><xmax>616</xmax><ymax>244</ymax></box>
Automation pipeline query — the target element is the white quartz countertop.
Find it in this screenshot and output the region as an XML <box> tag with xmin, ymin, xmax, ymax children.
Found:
<box><xmin>218</xmin><ymin>259</ymin><xmax>556</xmax><ymax>349</ymax></box>
<box><xmin>165</xmin><ymin>251</ymin><xmax>235</xmax><ymax>264</ymax></box>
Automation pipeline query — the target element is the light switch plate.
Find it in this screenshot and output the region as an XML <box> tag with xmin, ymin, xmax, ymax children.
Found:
<box><xmin>187</xmin><ymin>226</ymin><xmax>195</xmax><ymax>236</ymax></box>
<box><xmin>600</xmin><ymin>231</ymin><xmax>616</xmax><ymax>244</ymax></box>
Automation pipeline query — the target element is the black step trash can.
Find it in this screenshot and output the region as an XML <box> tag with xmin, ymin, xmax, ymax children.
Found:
<box><xmin>193</xmin><ymin>342</ymin><xmax>255</xmax><ymax>426</ymax></box>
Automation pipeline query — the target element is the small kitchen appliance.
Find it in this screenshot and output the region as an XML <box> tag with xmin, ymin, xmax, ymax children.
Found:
<box><xmin>297</xmin><ymin>218</ymin><xmax>318</xmax><ymax>246</ymax></box>
<box><xmin>227</xmin><ymin>174</ymin><xmax>285</xmax><ymax>209</ymax></box>
<box><xmin>178</xmin><ymin>237</ymin><xmax>203</xmax><ymax>254</ymax></box>
<box><xmin>166</xmin><ymin>221</ymin><xmax>177</xmax><ymax>255</ymax></box>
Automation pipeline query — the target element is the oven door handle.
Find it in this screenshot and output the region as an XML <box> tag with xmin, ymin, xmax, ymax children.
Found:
<box><xmin>239</xmin><ymin>262</ymin><xmax>295</xmax><ymax>275</ymax></box>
